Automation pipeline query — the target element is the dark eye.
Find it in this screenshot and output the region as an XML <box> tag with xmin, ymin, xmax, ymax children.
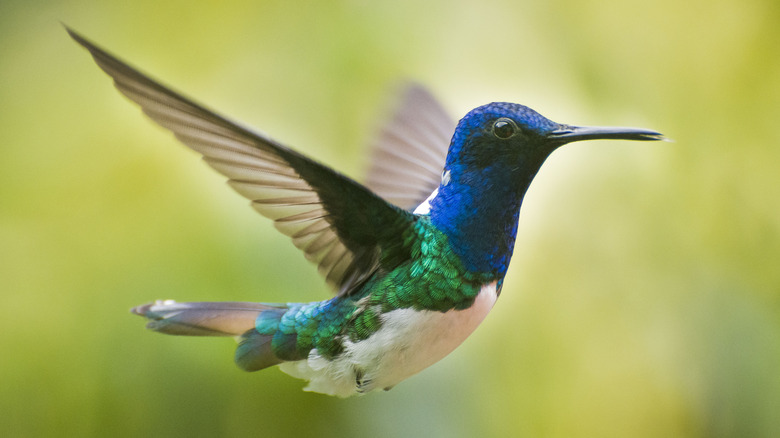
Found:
<box><xmin>492</xmin><ymin>118</ymin><xmax>516</xmax><ymax>139</ymax></box>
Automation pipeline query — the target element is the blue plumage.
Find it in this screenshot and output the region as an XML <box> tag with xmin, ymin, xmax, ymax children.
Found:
<box><xmin>430</xmin><ymin>103</ymin><xmax>562</xmax><ymax>275</ymax></box>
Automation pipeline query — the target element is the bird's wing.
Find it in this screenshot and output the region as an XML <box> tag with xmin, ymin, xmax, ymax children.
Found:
<box><xmin>68</xmin><ymin>28</ymin><xmax>414</xmax><ymax>296</ymax></box>
<box><xmin>364</xmin><ymin>84</ymin><xmax>455</xmax><ymax>211</ymax></box>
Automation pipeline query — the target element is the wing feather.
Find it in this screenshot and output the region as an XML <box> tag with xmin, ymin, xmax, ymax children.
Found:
<box><xmin>68</xmin><ymin>28</ymin><xmax>413</xmax><ymax>295</ymax></box>
<box><xmin>365</xmin><ymin>84</ymin><xmax>455</xmax><ymax>210</ymax></box>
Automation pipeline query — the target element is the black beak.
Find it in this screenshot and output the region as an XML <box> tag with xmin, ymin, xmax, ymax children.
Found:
<box><xmin>548</xmin><ymin>125</ymin><xmax>665</xmax><ymax>144</ymax></box>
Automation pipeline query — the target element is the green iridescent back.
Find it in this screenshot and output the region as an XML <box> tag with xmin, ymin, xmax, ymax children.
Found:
<box><xmin>252</xmin><ymin>217</ymin><xmax>496</xmax><ymax>361</ymax></box>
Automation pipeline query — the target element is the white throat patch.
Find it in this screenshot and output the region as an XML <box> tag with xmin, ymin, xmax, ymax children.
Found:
<box><xmin>413</xmin><ymin>188</ymin><xmax>439</xmax><ymax>215</ymax></box>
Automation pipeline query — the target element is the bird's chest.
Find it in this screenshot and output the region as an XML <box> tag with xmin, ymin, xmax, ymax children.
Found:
<box><xmin>280</xmin><ymin>281</ymin><xmax>498</xmax><ymax>396</ymax></box>
<box><xmin>361</xmin><ymin>281</ymin><xmax>498</xmax><ymax>385</ymax></box>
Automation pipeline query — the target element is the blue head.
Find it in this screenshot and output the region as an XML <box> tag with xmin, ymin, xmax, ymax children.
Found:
<box><xmin>427</xmin><ymin>102</ymin><xmax>662</xmax><ymax>279</ymax></box>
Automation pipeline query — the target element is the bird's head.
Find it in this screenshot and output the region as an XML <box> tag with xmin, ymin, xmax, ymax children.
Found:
<box><xmin>429</xmin><ymin>102</ymin><xmax>663</xmax><ymax>275</ymax></box>
<box><xmin>444</xmin><ymin>102</ymin><xmax>664</xmax><ymax>183</ymax></box>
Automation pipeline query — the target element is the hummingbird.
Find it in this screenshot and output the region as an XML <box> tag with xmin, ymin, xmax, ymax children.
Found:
<box><xmin>68</xmin><ymin>27</ymin><xmax>664</xmax><ymax>397</ymax></box>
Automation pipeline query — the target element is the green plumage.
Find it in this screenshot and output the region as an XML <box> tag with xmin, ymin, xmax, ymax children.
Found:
<box><xmin>368</xmin><ymin>217</ymin><xmax>493</xmax><ymax>312</ymax></box>
<box><xmin>249</xmin><ymin>217</ymin><xmax>496</xmax><ymax>364</ymax></box>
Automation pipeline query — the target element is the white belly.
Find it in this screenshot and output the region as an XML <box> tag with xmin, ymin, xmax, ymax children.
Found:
<box><xmin>279</xmin><ymin>282</ymin><xmax>498</xmax><ymax>397</ymax></box>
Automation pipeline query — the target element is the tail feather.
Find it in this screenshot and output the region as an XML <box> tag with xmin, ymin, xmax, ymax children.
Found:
<box><xmin>131</xmin><ymin>300</ymin><xmax>278</xmax><ymax>336</ymax></box>
<box><xmin>235</xmin><ymin>332</ymin><xmax>283</xmax><ymax>371</ymax></box>
<box><xmin>132</xmin><ymin>300</ymin><xmax>293</xmax><ymax>372</ymax></box>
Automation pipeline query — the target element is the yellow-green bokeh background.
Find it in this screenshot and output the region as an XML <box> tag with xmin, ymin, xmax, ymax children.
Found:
<box><xmin>2</xmin><ymin>0</ymin><xmax>779</xmax><ymax>436</ymax></box>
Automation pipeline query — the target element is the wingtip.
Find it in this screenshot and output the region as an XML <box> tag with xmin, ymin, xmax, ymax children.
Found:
<box><xmin>64</xmin><ymin>25</ymin><xmax>106</xmax><ymax>57</ymax></box>
<box><xmin>63</xmin><ymin>24</ymin><xmax>83</xmax><ymax>44</ymax></box>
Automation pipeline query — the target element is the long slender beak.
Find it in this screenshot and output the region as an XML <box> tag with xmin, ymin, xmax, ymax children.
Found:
<box><xmin>548</xmin><ymin>125</ymin><xmax>665</xmax><ymax>144</ymax></box>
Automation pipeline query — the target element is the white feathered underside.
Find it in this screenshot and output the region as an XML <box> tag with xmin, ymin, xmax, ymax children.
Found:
<box><xmin>279</xmin><ymin>282</ymin><xmax>498</xmax><ymax>397</ymax></box>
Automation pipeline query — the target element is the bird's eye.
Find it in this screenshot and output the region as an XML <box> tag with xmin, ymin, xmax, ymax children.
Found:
<box><xmin>492</xmin><ymin>118</ymin><xmax>516</xmax><ymax>139</ymax></box>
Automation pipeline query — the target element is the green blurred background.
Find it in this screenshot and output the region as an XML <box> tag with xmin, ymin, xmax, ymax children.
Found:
<box><xmin>2</xmin><ymin>0</ymin><xmax>779</xmax><ymax>436</ymax></box>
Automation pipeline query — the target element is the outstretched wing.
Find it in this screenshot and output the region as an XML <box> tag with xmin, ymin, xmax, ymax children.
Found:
<box><xmin>365</xmin><ymin>83</ymin><xmax>455</xmax><ymax>211</ymax></box>
<box><xmin>68</xmin><ymin>28</ymin><xmax>413</xmax><ymax>296</ymax></box>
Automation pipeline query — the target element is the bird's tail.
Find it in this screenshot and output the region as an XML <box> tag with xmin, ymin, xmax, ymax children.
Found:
<box><xmin>132</xmin><ymin>300</ymin><xmax>288</xmax><ymax>371</ymax></box>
